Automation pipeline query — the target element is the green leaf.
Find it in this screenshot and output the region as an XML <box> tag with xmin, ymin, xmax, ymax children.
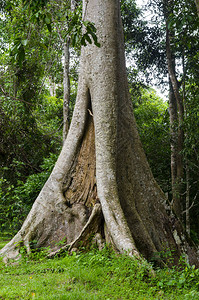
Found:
<box><xmin>84</xmin><ymin>34</ymin><xmax>92</xmax><ymax>44</ymax></box>
<box><xmin>90</xmin><ymin>31</ymin><xmax>101</xmax><ymax>47</ymax></box>
<box><xmin>18</xmin><ymin>47</ymin><xmax>25</xmax><ymax>66</ymax></box>
<box><xmin>81</xmin><ymin>36</ymin><xmax>87</xmax><ymax>47</ymax></box>
<box><xmin>45</xmin><ymin>17</ymin><xmax>50</xmax><ymax>24</ymax></box>
<box><xmin>72</xmin><ymin>33</ymin><xmax>78</xmax><ymax>47</ymax></box>
<box><xmin>95</xmin><ymin>41</ymin><xmax>101</xmax><ymax>48</ymax></box>
<box><xmin>46</xmin><ymin>23</ymin><xmax>52</xmax><ymax>32</ymax></box>
<box><xmin>86</xmin><ymin>23</ymin><xmax>96</xmax><ymax>33</ymax></box>
<box><xmin>21</xmin><ymin>39</ymin><xmax>28</xmax><ymax>46</ymax></box>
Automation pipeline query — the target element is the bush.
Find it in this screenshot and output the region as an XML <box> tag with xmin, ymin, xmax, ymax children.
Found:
<box><xmin>0</xmin><ymin>153</ymin><xmax>58</xmax><ymax>235</ymax></box>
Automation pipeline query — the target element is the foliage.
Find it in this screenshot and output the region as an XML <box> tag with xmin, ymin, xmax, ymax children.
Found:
<box><xmin>122</xmin><ymin>0</ymin><xmax>167</xmax><ymax>85</ymax></box>
<box><xmin>133</xmin><ymin>0</ymin><xmax>199</xmax><ymax>231</ymax></box>
<box><xmin>0</xmin><ymin>153</ymin><xmax>59</xmax><ymax>234</ymax></box>
<box><xmin>133</xmin><ymin>88</ymin><xmax>170</xmax><ymax>193</ymax></box>
<box><xmin>34</xmin><ymin>96</ymin><xmax>63</xmax><ymax>137</ymax></box>
<box><xmin>0</xmin><ymin>0</ymin><xmax>63</xmax><ymax>187</ymax></box>
<box><xmin>0</xmin><ymin>2</ymin><xmax>63</xmax><ymax>230</ymax></box>
<box><xmin>65</xmin><ymin>4</ymin><xmax>100</xmax><ymax>48</ymax></box>
<box><xmin>0</xmin><ymin>91</ymin><xmax>62</xmax><ymax>181</ymax></box>
<box><xmin>3</xmin><ymin>0</ymin><xmax>100</xmax><ymax>67</ymax></box>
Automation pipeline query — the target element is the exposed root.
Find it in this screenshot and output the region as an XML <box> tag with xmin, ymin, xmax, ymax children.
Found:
<box><xmin>48</xmin><ymin>203</ymin><xmax>102</xmax><ymax>257</ymax></box>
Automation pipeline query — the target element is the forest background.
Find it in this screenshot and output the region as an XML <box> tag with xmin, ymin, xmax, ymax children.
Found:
<box><xmin>0</xmin><ymin>0</ymin><xmax>198</xmax><ymax>244</ymax></box>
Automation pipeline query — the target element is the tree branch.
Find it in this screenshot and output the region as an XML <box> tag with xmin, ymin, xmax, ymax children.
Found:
<box><xmin>0</xmin><ymin>84</ymin><xmax>32</xmax><ymax>105</ymax></box>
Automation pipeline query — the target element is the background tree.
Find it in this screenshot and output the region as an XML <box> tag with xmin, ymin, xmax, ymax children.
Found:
<box><xmin>0</xmin><ymin>0</ymin><xmax>63</xmax><ymax>232</ymax></box>
<box><xmin>163</xmin><ymin>0</ymin><xmax>199</xmax><ymax>230</ymax></box>
<box><xmin>132</xmin><ymin>88</ymin><xmax>170</xmax><ymax>193</ymax></box>
<box><xmin>127</xmin><ymin>0</ymin><xmax>199</xmax><ymax>235</ymax></box>
<box><xmin>48</xmin><ymin>0</ymin><xmax>75</xmax><ymax>141</ymax></box>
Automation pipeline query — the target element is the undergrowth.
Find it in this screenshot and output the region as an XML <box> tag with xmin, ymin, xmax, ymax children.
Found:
<box><xmin>0</xmin><ymin>237</ymin><xmax>199</xmax><ymax>299</ymax></box>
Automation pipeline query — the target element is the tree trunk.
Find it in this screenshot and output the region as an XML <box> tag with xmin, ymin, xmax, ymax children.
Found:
<box><xmin>168</xmin><ymin>81</ymin><xmax>179</xmax><ymax>211</ymax></box>
<box><xmin>63</xmin><ymin>40</ymin><xmax>70</xmax><ymax>141</ymax></box>
<box><xmin>182</xmin><ymin>59</ymin><xmax>192</xmax><ymax>236</ymax></box>
<box><xmin>62</xmin><ymin>0</ymin><xmax>77</xmax><ymax>141</ymax></box>
<box><xmin>185</xmin><ymin>162</ymin><xmax>190</xmax><ymax>236</ymax></box>
<box><xmin>195</xmin><ymin>0</ymin><xmax>199</xmax><ymax>16</ymax></box>
<box><xmin>1</xmin><ymin>0</ymin><xmax>198</xmax><ymax>266</ymax></box>
<box><xmin>166</xmin><ymin>19</ymin><xmax>184</xmax><ymax>220</ymax></box>
<box><xmin>49</xmin><ymin>76</ymin><xmax>56</xmax><ymax>97</ymax></box>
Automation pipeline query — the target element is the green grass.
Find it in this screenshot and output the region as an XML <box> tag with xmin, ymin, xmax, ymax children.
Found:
<box><xmin>1</xmin><ymin>237</ymin><xmax>199</xmax><ymax>300</ymax></box>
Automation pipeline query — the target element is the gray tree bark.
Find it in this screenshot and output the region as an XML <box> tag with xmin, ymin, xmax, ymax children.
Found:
<box><xmin>168</xmin><ymin>81</ymin><xmax>179</xmax><ymax>210</ymax></box>
<box><xmin>165</xmin><ymin>3</ymin><xmax>184</xmax><ymax>220</ymax></box>
<box><xmin>0</xmin><ymin>0</ymin><xmax>198</xmax><ymax>266</ymax></box>
<box><xmin>195</xmin><ymin>0</ymin><xmax>199</xmax><ymax>16</ymax></box>
<box><xmin>62</xmin><ymin>0</ymin><xmax>77</xmax><ymax>141</ymax></box>
<box><xmin>63</xmin><ymin>40</ymin><xmax>70</xmax><ymax>141</ymax></box>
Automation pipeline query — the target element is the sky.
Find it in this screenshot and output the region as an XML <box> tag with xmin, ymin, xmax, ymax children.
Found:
<box><xmin>136</xmin><ymin>0</ymin><xmax>148</xmax><ymax>8</ymax></box>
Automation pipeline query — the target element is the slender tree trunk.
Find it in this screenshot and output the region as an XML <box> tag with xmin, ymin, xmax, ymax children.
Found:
<box><xmin>62</xmin><ymin>0</ymin><xmax>77</xmax><ymax>141</ymax></box>
<box><xmin>1</xmin><ymin>0</ymin><xmax>198</xmax><ymax>266</ymax></box>
<box><xmin>195</xmin><ymin>0</ymin><xmax>199</xmax><ymax>16</ymax></box>
<box><xmin>49</xmin><ymin>76</ymin><xmax>56</xmax><ymax>97</ymax></box>
<box><xmin>185</xmin><ymin>162</ymin><xmax>190</xmax><ymax>235</ymax></box>
<box><xmin>13</xmin><ymin>76</ymin><xmax>17</xmax><ymax>98</ymax></box>
<box><xmin>182</xmin><ymin>55</ymin><xmax>190</xmax><ymax>236</ymax></box>
<box><xmin>166</xmin><ymin>17</ymin><xmax>184</xmax><ymax>220</ymax></box>
<box><xmin>63</xmin><ymin>40</ymin><xmax>70</xmax><ymax>141</ymax></box>
<box><xmin>168</xmin><ymin>81</ymin><xmax>179</xmax><ymax>208</ymax></box>
<box><xmin>71</xmin><ymin>0</ymin><xmax>77</xmax><ymax>10</ymax></box>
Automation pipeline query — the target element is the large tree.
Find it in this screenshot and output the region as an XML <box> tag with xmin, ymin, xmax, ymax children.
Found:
<box><xmin>1</xmin><ymin>0</ymin><xmax>198</xmax><ymax>266</ymax></box>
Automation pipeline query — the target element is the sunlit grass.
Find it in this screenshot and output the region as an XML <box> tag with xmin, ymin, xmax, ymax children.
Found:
<box><xmin>0</xmin><ymin>236</ymin><xmax>199</xmax><ymax>300</ymax></box>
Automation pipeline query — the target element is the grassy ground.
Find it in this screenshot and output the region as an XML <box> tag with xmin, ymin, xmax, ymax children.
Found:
<box><xmin>1</xmin><ymin>237</ymin><xmax>199</xmax><ymax>300</ymax></box>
